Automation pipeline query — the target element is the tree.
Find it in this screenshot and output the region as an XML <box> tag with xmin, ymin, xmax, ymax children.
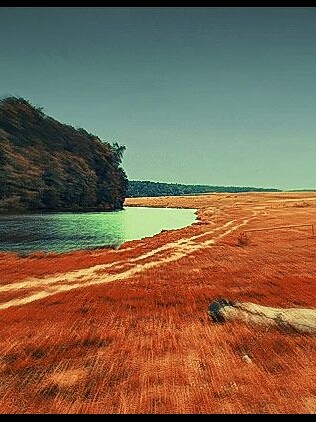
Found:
<box><xmin>0</xmin><ymin>97</ymin><xmax>129</xmax><ymax>213</ymax></box>
<box><xmin>110</xmin><ymin>142</ymin><xmax>126</xmax><ymax>166</ymax></box>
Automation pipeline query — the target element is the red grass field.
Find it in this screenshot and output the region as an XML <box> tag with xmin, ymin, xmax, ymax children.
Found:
<box><xmin>0</xmin><ymin>192</ymin><xmax>315</xmax><ymax>414</ymax></box>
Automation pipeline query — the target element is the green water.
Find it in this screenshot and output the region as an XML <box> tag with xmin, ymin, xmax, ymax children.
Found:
<box><xmin>0</xmin><ymin>206</ymin><xmax>196</xmax><ymax>254</ymax></box>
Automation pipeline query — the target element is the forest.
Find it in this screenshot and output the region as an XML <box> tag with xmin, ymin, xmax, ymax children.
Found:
<box><xmin>0</xmin><ymin>97</ymin><xmax>128</xmax><ymax>213</ymax></box>
<box><xmin>127</xmin><ymin>180</ymin><xmax>280</xmax><ymax>197</ymax></box>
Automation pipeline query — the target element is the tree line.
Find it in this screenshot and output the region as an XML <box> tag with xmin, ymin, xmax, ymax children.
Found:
<box><xmin>127</xmin><ymin>180</ymin><xmax>280</xmax><ymax>197</ymax></box>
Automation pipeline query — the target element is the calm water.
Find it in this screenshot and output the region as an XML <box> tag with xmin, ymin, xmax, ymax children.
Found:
<box><xmin>0</xmin><ymin>206</ymin><xmax>196</xmax><ymax>254</ymax></box>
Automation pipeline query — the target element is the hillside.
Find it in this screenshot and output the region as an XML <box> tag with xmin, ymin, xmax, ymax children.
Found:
<box><xmin>127</xmin><ymin>180</ymin><xmax>281</xmax><ymax>197</ymax></box>
<box><xmin>0</xmin><ymin>97</ymin><xmax>128</xmax><ymax>213</ymax></box>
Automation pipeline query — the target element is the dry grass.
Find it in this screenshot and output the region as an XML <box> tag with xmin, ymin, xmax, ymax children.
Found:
<box><xmin>0</xmin><ymin>192</ymin><xmax>315</xmax><ymax>413</ymax></box>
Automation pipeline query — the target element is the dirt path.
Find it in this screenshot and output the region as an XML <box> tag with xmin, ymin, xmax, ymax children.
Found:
<box><xmin>0</xmin><ymin>210</ymin><xmax>260</xmax><ymax>310</ymax></box>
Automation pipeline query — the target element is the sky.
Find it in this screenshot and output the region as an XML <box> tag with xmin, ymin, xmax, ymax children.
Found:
<box><xmin>0</xmin><ymin>7</ymin><xmax>315</xmax><ymax>190</ymax></box>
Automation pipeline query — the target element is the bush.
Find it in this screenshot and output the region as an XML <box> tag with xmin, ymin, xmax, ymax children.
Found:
<box><xmin>237</xmin><ymin>232</ymin><xmax>249</xmax><ymax>247</ymax></box>
<box><xmin>0</xmin><ymin>195</ymin><xmax>26</xmax><ymax>213</ymax></box>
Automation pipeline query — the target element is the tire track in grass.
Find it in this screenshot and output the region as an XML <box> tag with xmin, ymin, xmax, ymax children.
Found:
<box><xmin>0</xmin><ymin>211</ymin><xmax>259</xmax><ymax>310</ymax></box>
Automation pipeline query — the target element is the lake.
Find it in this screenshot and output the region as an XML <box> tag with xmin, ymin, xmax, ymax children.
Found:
<box><xmin>0</xmin><ymin>206</ymin><xmax>196</xmax><ymax>254</ymax></box>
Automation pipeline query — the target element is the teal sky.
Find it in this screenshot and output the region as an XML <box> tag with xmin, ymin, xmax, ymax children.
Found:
<box><xmin>0</xmin><ymin>7</ymin><xmax>315</xmax><ymax>190</ymax></box>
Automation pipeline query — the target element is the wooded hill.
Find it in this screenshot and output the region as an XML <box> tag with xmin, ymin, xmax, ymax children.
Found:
<box><xmin>0</xmin><ymin>97</ymin><xmax>128</xmax><ymax>213</ymax></box>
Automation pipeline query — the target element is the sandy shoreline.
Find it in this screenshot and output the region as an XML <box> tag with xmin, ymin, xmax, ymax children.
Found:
<box><xmin>0</xmin><ymin>192</ymin><xmax>315</xmax><ymax>413</ymax></box>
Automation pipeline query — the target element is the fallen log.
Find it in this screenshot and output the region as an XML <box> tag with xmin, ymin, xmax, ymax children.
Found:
<box><xmin>208</xmin><ymin>298</ymin><xmax>316</xmax><ymax>334</ymax></box>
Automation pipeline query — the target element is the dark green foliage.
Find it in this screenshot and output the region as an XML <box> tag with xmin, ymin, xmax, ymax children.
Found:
<box><xmin>127</xmin><ymin>180</ymin><xmax>281</xmax><ymax>197</ymax></box>
<box><xmin>0</xmin><ymin>97</ymin><xmax>128</xmax><ymax>213</ymax></box>
<box><xmin>110</xmin><ymin>142</ymin><xmax>126</xmax><ymax>166</ymax></box>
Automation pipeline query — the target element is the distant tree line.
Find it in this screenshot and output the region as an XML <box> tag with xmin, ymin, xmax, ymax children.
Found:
<box><xmin>127</xmin><ymin>180</ymin><xmax>281</xmax><ymax>197</ymax></box>
<box><xmin>0</xmin><ymin>97</ymin><xmax>128</xmax><ymax>213</ymax></box>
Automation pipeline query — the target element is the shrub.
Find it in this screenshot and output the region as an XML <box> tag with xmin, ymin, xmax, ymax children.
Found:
<box><xmin>237</xmin><ymin>232</ymin><xmax>249</xmax><ymax>246</ymax></box>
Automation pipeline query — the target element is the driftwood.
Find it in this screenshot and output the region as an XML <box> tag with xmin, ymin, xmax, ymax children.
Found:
<box><xmin>208</xmin><ymin>298</ymin><xmax>316</xmax><ymax>334</ymax></box>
